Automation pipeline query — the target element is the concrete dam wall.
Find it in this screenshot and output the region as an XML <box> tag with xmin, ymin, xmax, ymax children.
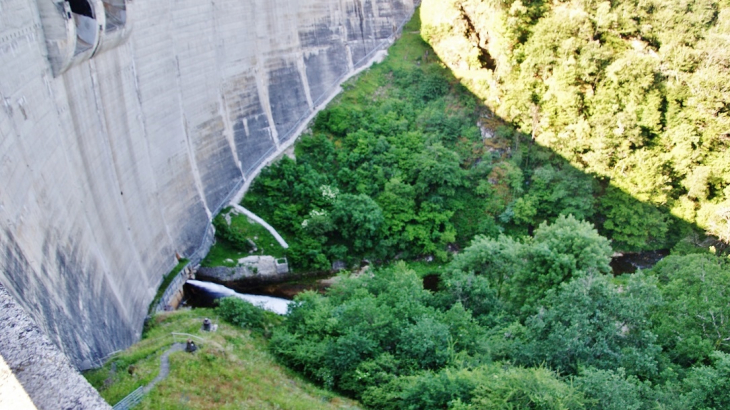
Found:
<box><xmin>0</xmin><ymin>0</ymin><xmax>415</xmax><ymax>369</ymax></box>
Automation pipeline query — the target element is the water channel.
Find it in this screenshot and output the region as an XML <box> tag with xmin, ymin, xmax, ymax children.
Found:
<box><xmin>185</xmin><ymin>279</ymin><xmax>291</xmax><ymax>314</ymax></box>
<box><xmin>184</xmin><ymin>250</ymin><xmax>669</xmax><ymax>311</ymax></box>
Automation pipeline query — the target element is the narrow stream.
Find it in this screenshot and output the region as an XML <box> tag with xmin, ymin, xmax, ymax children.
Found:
<box><xmin>610</xmin><ymin>250</ymin><xmax>669</xmax><ymax>275</ymax></box>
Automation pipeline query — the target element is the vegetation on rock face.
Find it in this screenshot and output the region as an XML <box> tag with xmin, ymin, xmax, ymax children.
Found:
<box><xmin>148</xmin><ymin>258</ymin><xmax>189</xmax><ymax>313</ymax></box>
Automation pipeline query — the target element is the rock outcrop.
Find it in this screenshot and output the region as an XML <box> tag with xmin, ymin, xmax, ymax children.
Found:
<box><xmin>197</xmin><ymin>255</ymin><xmax>289</xmax><ymax>283</ymax></box>
<box><xmin>0</xmin><ymin>0</ymin><xmax>415</xmax><ymax>369</ymax></box>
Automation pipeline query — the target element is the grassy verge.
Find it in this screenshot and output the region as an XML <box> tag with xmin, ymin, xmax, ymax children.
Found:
<box><xmin>336</xmin><ymin>10</ymin><xmax>431</xmax><ymax>102</ymax></box>
<box><xmin>200</xmin><ymin>238</ymin><xmax>244</xmax><ymax>268</ymax></box>
<box><xmin>202</xmin><ymin>210</ymin><xmax>287</xmax><ymax>268</ymax></box>
<box><xmin>84</xmin><ymin>309</ymin><xmax>359</xmax><ymax>409</ymax></box>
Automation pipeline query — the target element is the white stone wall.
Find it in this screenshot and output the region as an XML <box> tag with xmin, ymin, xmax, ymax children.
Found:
<box><xmin>0</xmin><ymin>0</ymin><xmax>414</xmax><ymax>368</ymax></box>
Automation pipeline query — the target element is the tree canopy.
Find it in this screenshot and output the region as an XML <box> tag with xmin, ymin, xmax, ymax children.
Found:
<box><xmin>422</xmin><ymin>0</ymin><xmax>730</xmax><ymax>245</ymax></box>
<box><xmin>217</xmin><ymin>7</ymin><xmax>730</xmax><ymax>409</ymax></box>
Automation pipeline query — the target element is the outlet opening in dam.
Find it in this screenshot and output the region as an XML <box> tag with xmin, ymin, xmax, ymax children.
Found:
<box><xmin>68</xmin><ymin>0</ymin><xmax>93</xmax><ymax>18</ymax></box>
<box><xmin>102</xmin><ymin>0</ymin><xmax>127</xmax><ymax>32</ymax></box>
<box><xmin>68</xmin><ymin>0</ymin><xmax>98</xmax><ymax>55</ymax></box>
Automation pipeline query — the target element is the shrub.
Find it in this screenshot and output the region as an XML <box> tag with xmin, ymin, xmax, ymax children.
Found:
<box><xmin>216</xmin><ymin>297</ymin><xmax>265</xmax><ymax>331</ymax></box>
<box><xmin>212</xmin><ymin>214</ymin><xmax>253</xmax><ymax>252</ymax></box>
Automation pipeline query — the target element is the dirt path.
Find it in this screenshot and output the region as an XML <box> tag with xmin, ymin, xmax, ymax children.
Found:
<box><xmin>143</xmin><ymin>343</ymin><xmax>185</xmax><ymax>394</ymax></box>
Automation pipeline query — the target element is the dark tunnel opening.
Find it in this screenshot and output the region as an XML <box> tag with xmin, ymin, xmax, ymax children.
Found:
<box><xmin>102</xmin><ymin>0</ymin><xmax>127</xmax><ymax>31</ymax></box>
<box><xmin>67</xmin><ymin>0</ymin><xmax>94</xmax><ymax>18</ymax></box>
<box><xmin>67</xmin><ymin>0</ymin><xmax>97</xmax><ymax>55</ymax></box>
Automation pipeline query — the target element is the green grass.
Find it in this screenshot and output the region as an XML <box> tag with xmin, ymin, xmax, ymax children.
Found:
<box><xmin>148</xmin><ymin>259</ymin><xmax>189</xmax><ymax>313</ymax></box>
<box><xmin>229</xmin><ymin>213</ymin><xmax>287</xmax><ymax>258</ymax></box>
<box><xmin>84</xmin><ymin>309</ymin><xmax>360</xmax><ymax>409</ymax></box>
<box><xmin>200</xmin><ymin>238</ymin><xmax>244</xmax><ymax>268</ymax></box>
<box><xmin>374</xmin><ymin>9</ymin><xmax>431</xmax><ymax>71</ymax></box>
<box><xmin>334</xmin><ymin>10</ymin><xmax>432</xmax><ymax>107</ymax></box>
<box><xmin>201</xmin><ymin>211</ymin><xmax>287</xmax><ymax>268</ymax></box>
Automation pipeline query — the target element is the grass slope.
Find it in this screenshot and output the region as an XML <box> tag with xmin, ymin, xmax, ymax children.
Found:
<box><xmin>84</xmin><ymin>309</ymin><xmax>358</xmax><ymax>409</ymax></box>
<box><xmin>202</xmin><ymin>210</ymin><xmax>288</xmax><ymax>268</ymax></box>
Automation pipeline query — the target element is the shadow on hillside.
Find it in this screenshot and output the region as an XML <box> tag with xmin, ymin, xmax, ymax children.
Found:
<box><xmin>409</xmin><ymin>9</ymin><xmax>707</xmax><ymax>256</ymax></box>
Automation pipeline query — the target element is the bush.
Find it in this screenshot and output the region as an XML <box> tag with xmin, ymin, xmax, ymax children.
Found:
<box><xmin>269</xmin><ymin>264</ymin><xmax>484</xmax><ymax>397</ymax></box>
<box><xmin>363</xmin><ymin>364</ymin><xmax>586</xmax><ymax>410</ymax></box>
<box><xmin>574</xmin><ymin>367</ymin><xmax>646</xmax><ymax>410</ymax></box>
<box><xmin>216</xmin><ymin>297</ymin><xmax>265</xmax><ymax>331</ymax></box>
<box><xmin>652</xmin><ymin>254</ymin><xmax>730</xmax><ymax>366</ymax></box>
<box><xmin>212</xmin><ymin>214</ymin><xmax>253</xmax><ymax>252</ymax></box>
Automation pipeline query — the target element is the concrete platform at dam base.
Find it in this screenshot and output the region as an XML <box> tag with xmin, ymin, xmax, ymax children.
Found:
<box><xmin>0</xmin><ymin>0</ymin><xmax>416</xmax><ymax>405</ymax></box>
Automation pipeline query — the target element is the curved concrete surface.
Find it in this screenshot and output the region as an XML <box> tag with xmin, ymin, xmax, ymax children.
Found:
<box><xmin>0</xmin><ymin>0</ymin><xmax>415</xmax><ymax>369</ymax></box>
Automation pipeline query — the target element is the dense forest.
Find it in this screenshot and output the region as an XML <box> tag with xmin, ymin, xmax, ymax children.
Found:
<box><xmin>422</xmin><ymin>0</ymin><xmax>730</xmax><ymax>244</ymax></box>
<box><xmin>212</xmin><ymin>1</ymin><xmax>730</xmax><ymax>408</ymax></box>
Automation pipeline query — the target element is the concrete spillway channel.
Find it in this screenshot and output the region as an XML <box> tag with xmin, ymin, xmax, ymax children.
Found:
<box><xmin>230</xmin><ymin>205</ymin><xmax>289</xmax><ymax>249</ymax></box>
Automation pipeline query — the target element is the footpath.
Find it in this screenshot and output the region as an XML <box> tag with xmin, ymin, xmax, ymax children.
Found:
<box><xmin>112</xmin><ymin>343</ymin><xmax>186</xmax><ymax>410</ymax></box>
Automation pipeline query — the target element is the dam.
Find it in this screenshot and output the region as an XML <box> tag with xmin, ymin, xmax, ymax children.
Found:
<box><xmin>0</xmin><ymin>0</ymin><xmax>415</xmax><ymax>400</ymax></box>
